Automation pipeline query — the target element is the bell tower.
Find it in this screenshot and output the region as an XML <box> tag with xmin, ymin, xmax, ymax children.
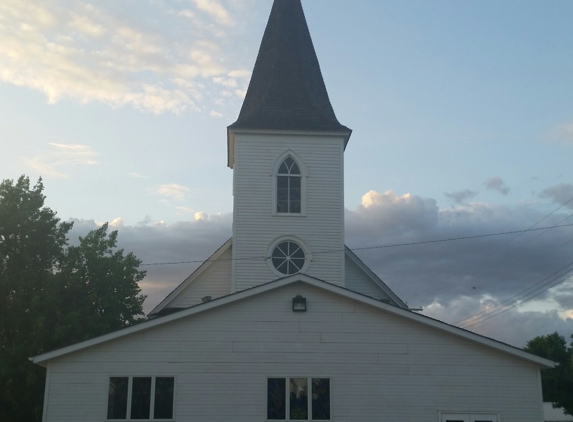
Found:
<box><xmin>227</xmin><ymin>0</ymin><xmax>352</xmax><ymax>292</ymax></box>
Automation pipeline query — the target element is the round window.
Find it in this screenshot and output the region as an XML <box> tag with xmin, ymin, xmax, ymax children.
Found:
<box><xmin>271</xmin><ymin>241</ymin><xmax>306</xmax><ymax>275</ymax></box>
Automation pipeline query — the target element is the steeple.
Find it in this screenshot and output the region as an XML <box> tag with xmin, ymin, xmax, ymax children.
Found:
<box><xmin>228</xmin><ymin>0</ymin><xmax>351</xmax><ymax>136</ymax></box>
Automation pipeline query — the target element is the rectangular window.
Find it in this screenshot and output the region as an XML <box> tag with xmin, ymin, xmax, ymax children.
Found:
<box><xmin>267</xmin><ymin>378</ymin><xmax>330</xmax><ymax>421</ymax></box>
<box><xmin>107</xmin><ymin>376</ymin><xmax>174</xmax><ymax>420</ymax></box>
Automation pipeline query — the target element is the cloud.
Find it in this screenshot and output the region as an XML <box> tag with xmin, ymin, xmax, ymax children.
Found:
<box><xmin>546</xmin><ymin>122</ymin><xmax>573</xmax><ymax>147</ymax></box>
<box><xmin>128</xmin><ymin>172</ymin><xmax>148</xmax><ymax>179</ymax></box>
<box><xmin>210</xmin><ymin>110</ymin><xmax>223</xmax><ymax>118</ymax></box>
<box><xmin>23</xmin><ymin>143</ymin><xmax>100</xmax><ymax>178</ymax></box>
<box><xmin>484</xmin><ymin>177</ymin><xmax>510</xmax><ymax>195</ymax></box>
<box><xmin>540</xmin><ymin>183</ymin><xmax>573</xmax><ymax>210</ymax></box>
<box><xmin>65</xmin><ymin>188</ymin><xmax>573</xmax><ymax>347</ymax></box>
<box><xmin>148</xmin><ymin>183</ymin><xmax>190</xmax><ymax>201</ymax></box>
<box><xmin>445</xmin><ymin>189</ymin><xmax>478</xmax><ymax>204</ymax></box>
<box><xmin>0</xmin><ymin>0</ymin><xmax>253</xmax><ymax>115</ymax></box>
<box><xmin>191</xmin><ymin>0</ymin><xmax>232</xmax><ymax>25</ymax></box>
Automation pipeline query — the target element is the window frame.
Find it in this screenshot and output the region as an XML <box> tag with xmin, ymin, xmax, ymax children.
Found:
<box><xmin>439</xmin><ymin>412</ymin><xmax>500</xmax><ymax>422</ymax></box>
<box><xmin>272</xmin><ymin>151</ymin><xmax>307</xmax><ymax>217</ymax></box>
<box><xmin>267</xmin><ymin>236</ymin><xmax>312</xmax><ymax>277</ymax></box>
<box><xmin>266</xmin><ymin>377</ymin><xmax>331</xmax><ymax>421</ymax></box>
<box><xmin>106</xmin><ymin>376</ymin><xmax>175</xmax><ymax>421</ymax></box>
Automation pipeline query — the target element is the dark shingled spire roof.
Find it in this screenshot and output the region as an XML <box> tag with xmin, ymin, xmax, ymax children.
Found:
<box><xmin>228</xmin><ymin>0</ymin><xmax>350</xmax><ymax>134</ymax></box>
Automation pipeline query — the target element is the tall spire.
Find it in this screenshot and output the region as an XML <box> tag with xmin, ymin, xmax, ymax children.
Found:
<box><xmin>229</xmin><ymin>0</ymin><xmax>350</xmax><ymax>134</ymax></box>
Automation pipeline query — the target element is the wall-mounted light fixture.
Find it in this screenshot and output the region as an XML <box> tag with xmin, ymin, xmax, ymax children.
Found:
<box><xmin>292</xmin><ymin>295</ymin><xmax>307</xmax><ymax>312</ymax></box>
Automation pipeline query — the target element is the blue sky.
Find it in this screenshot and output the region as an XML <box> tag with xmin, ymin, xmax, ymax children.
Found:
<box><xmin>1</xmin><ymin>0</ymin><xmax>572</xmax><ymax>346</ymax></box>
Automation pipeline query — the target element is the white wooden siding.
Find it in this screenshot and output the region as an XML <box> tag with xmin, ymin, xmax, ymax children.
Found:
<box><xmin>344</xmin><ymin>254</ymin><xmax>393</xmax><ymax>301</ymax></box>
<box><xmin>169</xmin><ymin>246</ymin><xmax>232</xmax><ymax>308</ymax></box>
<box><xmin>232</xmin><ymin>133</ymin><xmax>346</xmax><ymax>291</ymax></box>
<box><xmin>43</xmin><ymin>283</ymin><xmax>544</xmax><ymax>422</ymax></box>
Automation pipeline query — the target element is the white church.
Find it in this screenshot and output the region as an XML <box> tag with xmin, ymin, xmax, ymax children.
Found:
<box><xmin>33</xmin><ymin>1</ymin><xmax>554</xmax><ymax>421</ymax></box>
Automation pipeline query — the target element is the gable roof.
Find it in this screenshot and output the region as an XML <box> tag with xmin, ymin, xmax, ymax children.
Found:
<box><xmin>31</xmin><ymin>274</ymin><xmax>555</xmax><ymax>369</ymax></box>
<box><xmin>148</xmin><ymin>238</ymin><xmax>232</xmax><ymax>317</ymax></box>
<box><xmin>345</xmin><ymin>246</ymin><xmax>408</xmax><ymax>309</ymax></box>
<box><xmin>148</xmin><ymin>239</ymin><xmax>409</xmax><ymax>317</ymax></box>
<box><xmin>228</xmin><ymin>0</ymin><xmax>350</xmax><ymax>135</ymax></box>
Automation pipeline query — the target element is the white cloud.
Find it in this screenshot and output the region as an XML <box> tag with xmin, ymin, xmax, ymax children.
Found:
<box><xmin>191</xmin><ymin>0</ymin><xmax>232</xmax><ymax>25</ymax></box>
<box><xmin>23</xmin><ymin>143</ymin><xmax>100</xmax><ymax>178</ymax></box>
<box><xmin>0</xmin><ymin>0</ymin><xmax>252</xmax><ymax>115</ymax></box>
<box><xmin>129</xmin><ymin>172</ymin><xmax>149</xmax><ymax>179</ymax></box>
<box><xmin>547</xmin><ymin>122</ymin><xmax>573</xmax><ymax>147</ymax></box>
<box><xmin>210</xmin><ymin>110</ymin><xmax>223</xmax><ymax>118</ymax></box>
<box><xmin>194</xmin><ymin>211</ymin><xmax>208</xmax><ymax>221</ymax></box>
<box><xmin>540</xmin><ymin>183</ymin><xmax>573</xmax><ymax>209</ymax></box>
<box><xmin>148</xmin><ymin>184</ymin><xmax>190</xmax><ymax>201</ymax></box>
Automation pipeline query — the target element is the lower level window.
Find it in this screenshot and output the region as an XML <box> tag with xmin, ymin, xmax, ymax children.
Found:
<box><xmin>440</xmin><ymin>413</ymin><xmax>499</xmax><ymax>422</ymax></box>
<box><xmin>267</xmin><ymin>378</ymin><xmax>330</xmax><ymax>420</ymax></box>
<box><xmin>107</xmin><ymin>376</ymin><xmax>174</xmax><ymax>420</ymax></box>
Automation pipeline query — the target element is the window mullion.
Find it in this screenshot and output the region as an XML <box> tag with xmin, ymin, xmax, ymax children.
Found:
<box><xmin>126</xmin><ymin>377</ymin><xmax>133</xmax><ymax>420</ymax></box>
<box><xmin>150</xmin><ymin>377</ymin><xmax>156</xmax><ymax>420</ymax></box>
<box><xmin>286</xmin><ymin>378</ymin><xmax>290</xmax><ymax>421</ymax></box>
<box><xmin>307</xmin><ymin>378</ymin><xmax>311</xmax><ymax>421</ymax></box>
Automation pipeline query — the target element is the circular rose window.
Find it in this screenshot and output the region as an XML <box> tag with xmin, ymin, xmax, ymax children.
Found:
<box><xmin>271</xmin><ymin>241</ymin><xmax>306</xmax><ymax>275</ymax></box>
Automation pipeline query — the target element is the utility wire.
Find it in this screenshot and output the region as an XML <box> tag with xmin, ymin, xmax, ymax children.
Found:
<box><xmin>140</xmin><ymin>222</ymin><xmax>573</xmax><ymax>266</ymax></box>
<box><xmin>460</xmin><ymin>265</ymin><xmax>573</xmax><ymax>328</ymax></box>
<box><xmin>455</xmin><ymin>259</ymin><xmax>573</xmax><ymax>326</ymax></box>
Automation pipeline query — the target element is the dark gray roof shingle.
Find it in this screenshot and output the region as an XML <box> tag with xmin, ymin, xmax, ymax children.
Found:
<box><xmin>229</xmin><ymin>0</ymin><xmax>350</xmax><ymax>134</ymax></box>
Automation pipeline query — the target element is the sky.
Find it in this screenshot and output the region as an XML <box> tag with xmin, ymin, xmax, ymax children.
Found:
<box><xmin>1</xmin><ymin>0</ymin><xmax>573</xmax><ymax>348</ymax></box>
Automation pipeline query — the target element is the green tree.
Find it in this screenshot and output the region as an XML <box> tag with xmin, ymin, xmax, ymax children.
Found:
<box><xmin>525</xmin><ymin>332</ymin><xmax>573</xmax><ymax>415</ymax></box>
<box><xmin>0</xmin><ymin>176</ymin><xmax>146</xmax><ymax>421</ymax></box>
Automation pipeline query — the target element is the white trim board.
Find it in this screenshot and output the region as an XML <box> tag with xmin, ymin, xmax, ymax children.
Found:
<box><xmin>31</xmin><ymin>274</ymin><xmax>555</xmax><ymax>369</ymax></box>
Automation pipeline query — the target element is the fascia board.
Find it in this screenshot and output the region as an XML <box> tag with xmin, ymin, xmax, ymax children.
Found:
<box><xmin>344</xmin><ymin>246</ymin><xmax>409</xmax><ymax>309</ymax></box>
<box><xmin>148</xmin><ymin>239</ymin><xmax>232</xmax><ymax>316</ymax></box>
<box><xmin>31</xmin><ymin>273</ymin><xmax>556</xmax><ymax>369</ymax></box>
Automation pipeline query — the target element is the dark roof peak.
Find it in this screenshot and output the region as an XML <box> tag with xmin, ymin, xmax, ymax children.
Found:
<box><xmin>229</xmin><ymin>0</ymin><xmax>350</xmax><ymax>134</ymax></box>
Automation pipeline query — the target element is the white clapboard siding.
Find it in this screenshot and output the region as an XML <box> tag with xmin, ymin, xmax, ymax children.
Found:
<box><xmin>232</xmin><ymin>133</ymin><xmax>346</xmax><ymax>290</ymax></box>
<box><xmin>169</xmin><ymin>246</ymin><xmax>232</xmax><ymax>308</ymax></box>
<box><xmin>43</xmin><ymin>282</ymin><xmax>544</xmax><ymax>422</ymax></box>
<box><xmin>344</xmin><ymin>254</ymin><xmax>393</xmax><ymax>300</ymax></box>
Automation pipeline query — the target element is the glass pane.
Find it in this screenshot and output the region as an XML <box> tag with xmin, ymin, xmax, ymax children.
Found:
<box><xmin>291</xmin><ymin>258</ymin><xmax>305</xmax><ymax>271</ymax></box>
<box><xmin>154</xmin><ymin>377</ymin><xmax>174</xmax><ymax>420</ymax></box>
<box><xmin>291</xmin><ymin>247</ymin><xmax>304</xmax><ymax>259</ymax></box>
<box><xmin>312</xmin><ymin>379</ymin><xmax>330</xmax><ymax>420</ymax></box>
<box><xmin>267</xmin><ymin>378</ymin><xmax>286</xmax><ymax>420</ymax></box>
<box><xmin>290</xmin><ymin>188</ymin><xmax>301</xmax><ymax>203</ymax></box>
<box><xmin>290</xmin><ymin>177</ymin><xmax>301</xmax><ymax>189</ymax></box>
<box><xmin>290</xmin><ymin>378</ymin><xmax>308</xmax><ymax>420</ymax></box>
<box><xmin>290</xmin><ymin>162</ymin><xmax>301</xmax><ymax>175</ymax></box>
<box><xmin>275</xmin><ymin>258</ymin><xmax>289</xmax><ymax>274</ymax></box>
<box><xmin>278</xmin><ymin>162</ymin><xmax>289</xmax><ymax>174</ymax></box>
<box><xmin>131</xmin><ymin>377</ymin><xmax>151</xmax><ymax>419</ymax></box>
<box><xmin>107</xmin><ymin>377</ymin><xmax>128</xmax><ymax>419</ymax></box>
<box><xmin>277</xmin><ymin>200</ymin><xmax>289</xmax><ymax>213</ymax></box>
<box><xmin>284</xmin><ymin>157</ymin><xmax>295</xmax><ymax>171</ymax></box>
<box><xmin>277</xmin><ymin>176</ymin><xmax>289</xmax><ymax>188</ymax></box>
<box><xmin>290</xmin><ymin>200</ymin><xmax>301</xmax><ymax>214</ymax></box>
<box><xmin>278</xmin><ymin>242</ymin><xmax>289</xmax><ymax>255</ymax></box>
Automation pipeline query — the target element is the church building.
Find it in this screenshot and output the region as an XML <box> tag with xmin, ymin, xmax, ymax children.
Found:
<box><xmin>33</xmin><ymin>1</ymin><xmax>553</xmax><ymax>421</ymax></box>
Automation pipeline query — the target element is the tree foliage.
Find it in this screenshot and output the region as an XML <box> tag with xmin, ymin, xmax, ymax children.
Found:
<box><xmin>525</xmin><ymin>332</ymin><xmax>573</xmax><ymax>415</ymax></box>
<box><xmin>0</xmin><ymin>176</ymin><xmax>146</xmax><ymax>421</ymax></box>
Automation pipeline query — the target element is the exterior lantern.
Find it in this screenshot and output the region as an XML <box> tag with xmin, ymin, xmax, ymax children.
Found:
<box><xmin>292</xmin><ymin>295</ymin><xmax>307</xmax><ymax>312</ymax></box>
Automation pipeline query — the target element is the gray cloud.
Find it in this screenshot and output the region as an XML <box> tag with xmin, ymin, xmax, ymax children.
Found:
<box><xmin>540</xmin><ymin>183</ymin><xmax>573</xmax><ymax>210</ymax></box>
<box><xmin>484</xmin><ymin>177</ymin><xmax>510</xmax><ymax>195</ymax></box>
<box><xmin>65</xmin><ymin>189</ymin><xmax>573</xmax><ymax>347</ymax></box>
<box><xmin>445</xmin><ymin>189</ymin><xmax>478</xmax><ymax>205</ymax></box>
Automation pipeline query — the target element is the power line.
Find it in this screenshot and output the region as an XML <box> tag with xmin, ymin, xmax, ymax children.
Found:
<box><xmin>459</xmin><ymin>265</ymin><xmax>573</xmax><ymax>329</ymax></box>
<box><xmin>455</xmin><ymin>259</ymin><xmax>573</xmax><ymax>327</ymax></box>
<box><xmin>140</xmin><ymin>222</ymin><xmax>573</xmax><ymax>266</ymax></box>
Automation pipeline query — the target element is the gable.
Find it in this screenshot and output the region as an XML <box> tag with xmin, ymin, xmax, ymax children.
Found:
<box><xmin>150</xmin><ymin>240</ymin><xmax>407</xmax><ymax>317</ymax></box>
<box><xmin>33</xmin><ymin>275</ymin><xmax>554</xmax><ymax>369</ymax></box>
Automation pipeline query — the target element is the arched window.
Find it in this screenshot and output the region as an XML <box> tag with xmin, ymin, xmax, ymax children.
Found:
<box><xmin>276</xmin><ymin>156</ymin><xmax>302</xmax><ymax>213</ymax></box>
